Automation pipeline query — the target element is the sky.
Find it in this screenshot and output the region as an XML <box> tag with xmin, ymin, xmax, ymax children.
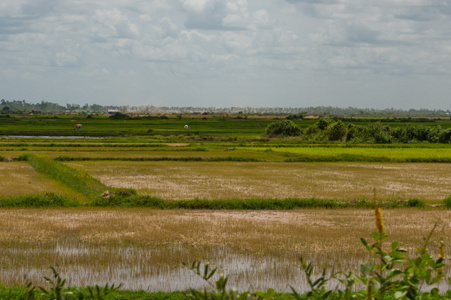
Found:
<box><xmin>1</xmin><ymin>0</ymin><xmax>451</xmax><ymax>110</ymax></box>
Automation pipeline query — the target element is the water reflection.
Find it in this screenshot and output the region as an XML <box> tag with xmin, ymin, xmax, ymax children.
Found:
<box><xmin>2</xmin><ymin>241</ymin><xmax>450</xmax><ymax>292</ymax></box>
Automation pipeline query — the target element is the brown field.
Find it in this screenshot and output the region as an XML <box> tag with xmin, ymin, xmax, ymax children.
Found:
<box><xmin>0</xmin><ymin>208</ymin><xmax>449</xmax><ymax>291</ymax></box>
<box><xmin>68</xmin><ymin>161</ymin><xmax>451</xmax><ymax>201</ymax></box>
<box><xmin>0</xmin><ymin>162</ymin><xmax>82</xmax><ymax>198</ymax></box>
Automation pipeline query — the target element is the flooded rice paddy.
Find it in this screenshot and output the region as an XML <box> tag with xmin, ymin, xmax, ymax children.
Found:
<box><xmin>1</xmin><ymin>209</ymin><xmax>450</xmax><ymax>291</ymax></box>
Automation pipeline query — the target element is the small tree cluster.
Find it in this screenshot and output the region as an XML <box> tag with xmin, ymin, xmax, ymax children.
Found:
<box><xmin>302</xmin><ymin>119</ymin><xmax>451</xmax><ymax>143</ymax></box>
<box><xmin>265</xmin><ymin>120</ymin><xmax>302</xmax><ymax>137</ymax></box>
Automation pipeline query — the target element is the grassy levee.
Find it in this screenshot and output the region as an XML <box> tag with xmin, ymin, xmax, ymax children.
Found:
<box><xmin>55</xmin><ymin>156</ymin><xmax>262</xmax><ymax>162</ymax></box>
<box><xmin>22</xmin><ymin>154</ymin><xmax>128</xmax><ymax>201</ymax></box>
<box><xmin>0</xmin><ymin>194</ymin><xmax>80</xmax><ymax>208</ymax></box>
<box><xmin>285</xmin><ymin>153</ymin><xmax>451</xmax><ymax>163</ymax></box>
<box><xmin>90</xmin><ymin>195</ymin><xmax>428</xmax><ymax>209</ymax></box>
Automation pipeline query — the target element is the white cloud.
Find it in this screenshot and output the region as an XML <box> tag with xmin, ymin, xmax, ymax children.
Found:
<box><xmin>0</xmin><ymin>0</ymin><xmax>450</xmax><ymax>109</ymax></box>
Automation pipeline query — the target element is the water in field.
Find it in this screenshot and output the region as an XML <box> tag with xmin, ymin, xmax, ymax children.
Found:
<box><xmin>2</xmin><ymin>241</ymin><xmax>451</xmax><ymax>292</ymax></box>
<box><xmin>0</xmin><ymin>241</ymin><xmax>365</xmax><ymax>292</ymax></box>
<box><xmin>1</xmin><ymin>209</ymin><xmax>450</xmax><ymax>292</ymax></box>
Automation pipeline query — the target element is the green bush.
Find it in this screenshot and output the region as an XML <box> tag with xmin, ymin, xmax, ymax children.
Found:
<box><xmin>316</xmin><ymin>118</ymin><xmax>332</xmax><ymax>130</ymax></box>
<box><xmin>406</xmin><ymin>198</ymin><xmax>425</xmax><ymax>207</ymax></box>
<box><xmin>439</xmin><ymin>128</ymin><xmax>451</xmax><ymax>143</ymax></box>
<box><xmin>108</xmin><ymin>112</ymin><xmax>130</xmax><ymax>120</ymax></box>
<box><xmin>345</xmin><ymin>125</ymin><xmax>359</xmax><ymax>142</ymax></box>
<box><xmin>265</xmin><ymin>120</ymin><xmax>302</xmax><ymax>137</ymax></box>
<box><xmin>443</xmin><ymin>196</ymin><xmax>451</xmax><ymax>208</ymax></box>
<box><xmin>326</xmin><ymin>120</ymin><xmax>347</xmax><ymax>141</ymax></box>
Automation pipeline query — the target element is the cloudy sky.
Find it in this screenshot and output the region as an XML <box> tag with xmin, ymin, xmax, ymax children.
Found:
<box><xmin>1</xmin><ymin>0</ymin><xmax>451</xmax><ymax>109</ymax></box>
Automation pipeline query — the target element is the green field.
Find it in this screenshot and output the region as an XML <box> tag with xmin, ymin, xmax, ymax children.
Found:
<box><xmin>1</xmin><ymin>114</ymin><xmax>451</xmax><ymax>137</ymax></box>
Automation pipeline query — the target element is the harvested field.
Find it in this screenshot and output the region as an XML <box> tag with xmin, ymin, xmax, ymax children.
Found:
<box><xmin>0</xmin><ymin>162</ymin><xmax>81</xmax><ymax>198</ymax></box>
<box><xmin>69</xmin><ymin>161</ymin><xmax>451</xmax><ymax>201</ymax></box>
<box><xmin>0</xmin><ymin>208</ymin><xmax>449</xmax><ymax>291</ymax></box>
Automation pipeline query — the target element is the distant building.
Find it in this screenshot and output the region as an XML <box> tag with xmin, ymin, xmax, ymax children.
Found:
<box><xmin>107</xmin><ymin>109</ymin><xmax>120</xmax><ymax>114</ymax></box>
<box><xmin>30</xmin><ymin>109</ymin><xmax>42</xmax><ymax>114</ymax></box>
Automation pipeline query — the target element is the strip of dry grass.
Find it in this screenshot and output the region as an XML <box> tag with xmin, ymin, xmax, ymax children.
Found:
<box><xmin>0</xmin><ymin>162</ymin><xmax>84</xmax><ymax>199</ymax></box>
<box><xmin>68</xmin><ymin>161</ymin><xmax>451</xmax><ymax>201</ymax></box>
<box><xmin>0</xmin><ymin>208</ymin><xmax>449</xmax><ymax>291</ymax></box>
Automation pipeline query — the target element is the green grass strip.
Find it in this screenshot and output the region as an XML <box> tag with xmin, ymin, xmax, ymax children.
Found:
<box><xmin>284</xmin><ymin>154</ymin><xmax>451</xmax><ymax>163</ymax></box>
<box><xmin>90</xmin><ymin>196</ymin><xmax>428</xmax><ymax>209</ymax></box>
<box><xmin>52</xmin><ymin>154</ymin><xmax>451</xmax><ymax>163</ymax></box>
<box><xmin>24</xmin><ymin>154</ymin><xmax>111</xmax><ymax>199</ymax></box>
<box><xmin>0</xmin><ymin>194</ymin><xmax>440</xmax><ymax>209</ymax></box>
<box><xmin>0</xmin><ymin>194</ymin><xmax>80</xmax><ymax>208</ymax></box>
<box><xmin>55</xmin><ymin>156</ymin><xmax>262</xmax><ymax>162</ymax></box>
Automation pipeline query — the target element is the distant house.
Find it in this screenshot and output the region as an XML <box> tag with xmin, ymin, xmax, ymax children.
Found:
<box><xmin>30</xmin><ymin>109</ymin><xmax>42</xmax><ymax>115</ymax></box>
<box><xmin>107</xmin><ymin>109</ymin><xmax>120</xmax><ymax>115</ymax></box>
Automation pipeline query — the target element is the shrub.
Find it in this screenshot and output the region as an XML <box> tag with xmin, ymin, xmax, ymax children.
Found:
<box><xmin>16</xmin><ymin>154</ymin><xmax>30</xmax><ymax>161</ymax></box>
<box><xmin>286</xmin><ymin>113</ymin><xmax>304</xmax><ymax>120</ymax></box>
<box><xmin>345</xmin><ymin>125</ymin><xmax>359</xmax><ymax>142</ymax></box>
<box><xmin>439</xmin><ymin>128</ymin><xmax>451</xmax><ymax>143</ymax></box>
<box><xmin>316</xmin><ymin>118</ymin><xmax>332</xmax><ymax>130</ymax></box>
<box><xmin>326</xmin><ymin>120</ymin><xmax>347</xmax><ymax>141</ymax></box>
<box><xmin>406</xmin><ymin>198</ymin><xmax>425</xmax><ymax>207</ymax></box>
<box><xmin>304</xmin><ymin>124</ymin><xmax>319</xmax><ymax>136</ymax></box>
<box><xmin>265</xmin><ymin>120</ymin><xmax>302</xmax><ymax>137</ymax></box>
<box><xmin>443</xmin><ymin>196</ymin><xmax>451</xmax><ymax>208</ymax></box>
<box><xmin>109</xmin><ymin>112</ymin><xmax>130</xmax><ymax>120</ymax></box>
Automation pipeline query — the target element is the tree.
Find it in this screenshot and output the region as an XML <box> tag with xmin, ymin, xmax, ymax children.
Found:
<box><xmin>265</xmin><ymin>120</ymin><xmax>302</xmax><ymax>137</ymax></box>
<box><xmin>327</xmin><ymin>120</ymin><xmax>346</xmax><ymax>141</ymax></box>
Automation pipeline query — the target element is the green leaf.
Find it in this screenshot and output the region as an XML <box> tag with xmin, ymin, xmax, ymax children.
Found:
<box><xmin>360</xmin><ymin>263</ymin><xmax>372</xmax><ymax>277</ymax></box>
<box><xmin>394</xmin><ymin>291</ymin><xmax>407</xmax><ymax>299</ymax></box>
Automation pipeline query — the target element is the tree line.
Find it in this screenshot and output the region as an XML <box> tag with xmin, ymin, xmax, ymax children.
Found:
<box><xmin>266</xmin><ymin>119</ymin><xmax>451</xmax><ymax>143</ymax></box>
<box><xmin>1</xmin><ymin>99</ymin><xmax>450</xmax><ymax>117</ymax></box>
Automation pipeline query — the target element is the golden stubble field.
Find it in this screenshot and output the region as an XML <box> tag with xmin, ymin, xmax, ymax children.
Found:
<box><xmin>68</xmin><ymin>161</ymin><xmax>451</xmax><ymax>201</ymax></box>
<box><xmin>0</xmin><ymin>162</ymin><xmax>81</xmax><ymax>198</ymax></box>
<box><xmin>0</xmin><ymin>208</ymin><xmax>450</xmax><ymax>291</ymax></box>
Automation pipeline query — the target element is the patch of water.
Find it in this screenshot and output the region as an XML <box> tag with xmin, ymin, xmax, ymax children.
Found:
<box><xmin>2</xmin><ymin>242</ymin><xmax>450</xmax><ymax>293</ymax></box>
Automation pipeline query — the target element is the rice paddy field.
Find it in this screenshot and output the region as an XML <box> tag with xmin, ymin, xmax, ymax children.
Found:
<box><xmin>67</xmin><ymin>161</ymin><xmax>451</xmax><ymax>201</ymax></box>
<box><xmin>0</xmin><ymin>209</ymin><xmax>450</xmax><ymax>291</ymax></box>
<box><xmin>1</xmin><ymin>115</ymin><xmax>451</xmax><ymax>293</ymax></box>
